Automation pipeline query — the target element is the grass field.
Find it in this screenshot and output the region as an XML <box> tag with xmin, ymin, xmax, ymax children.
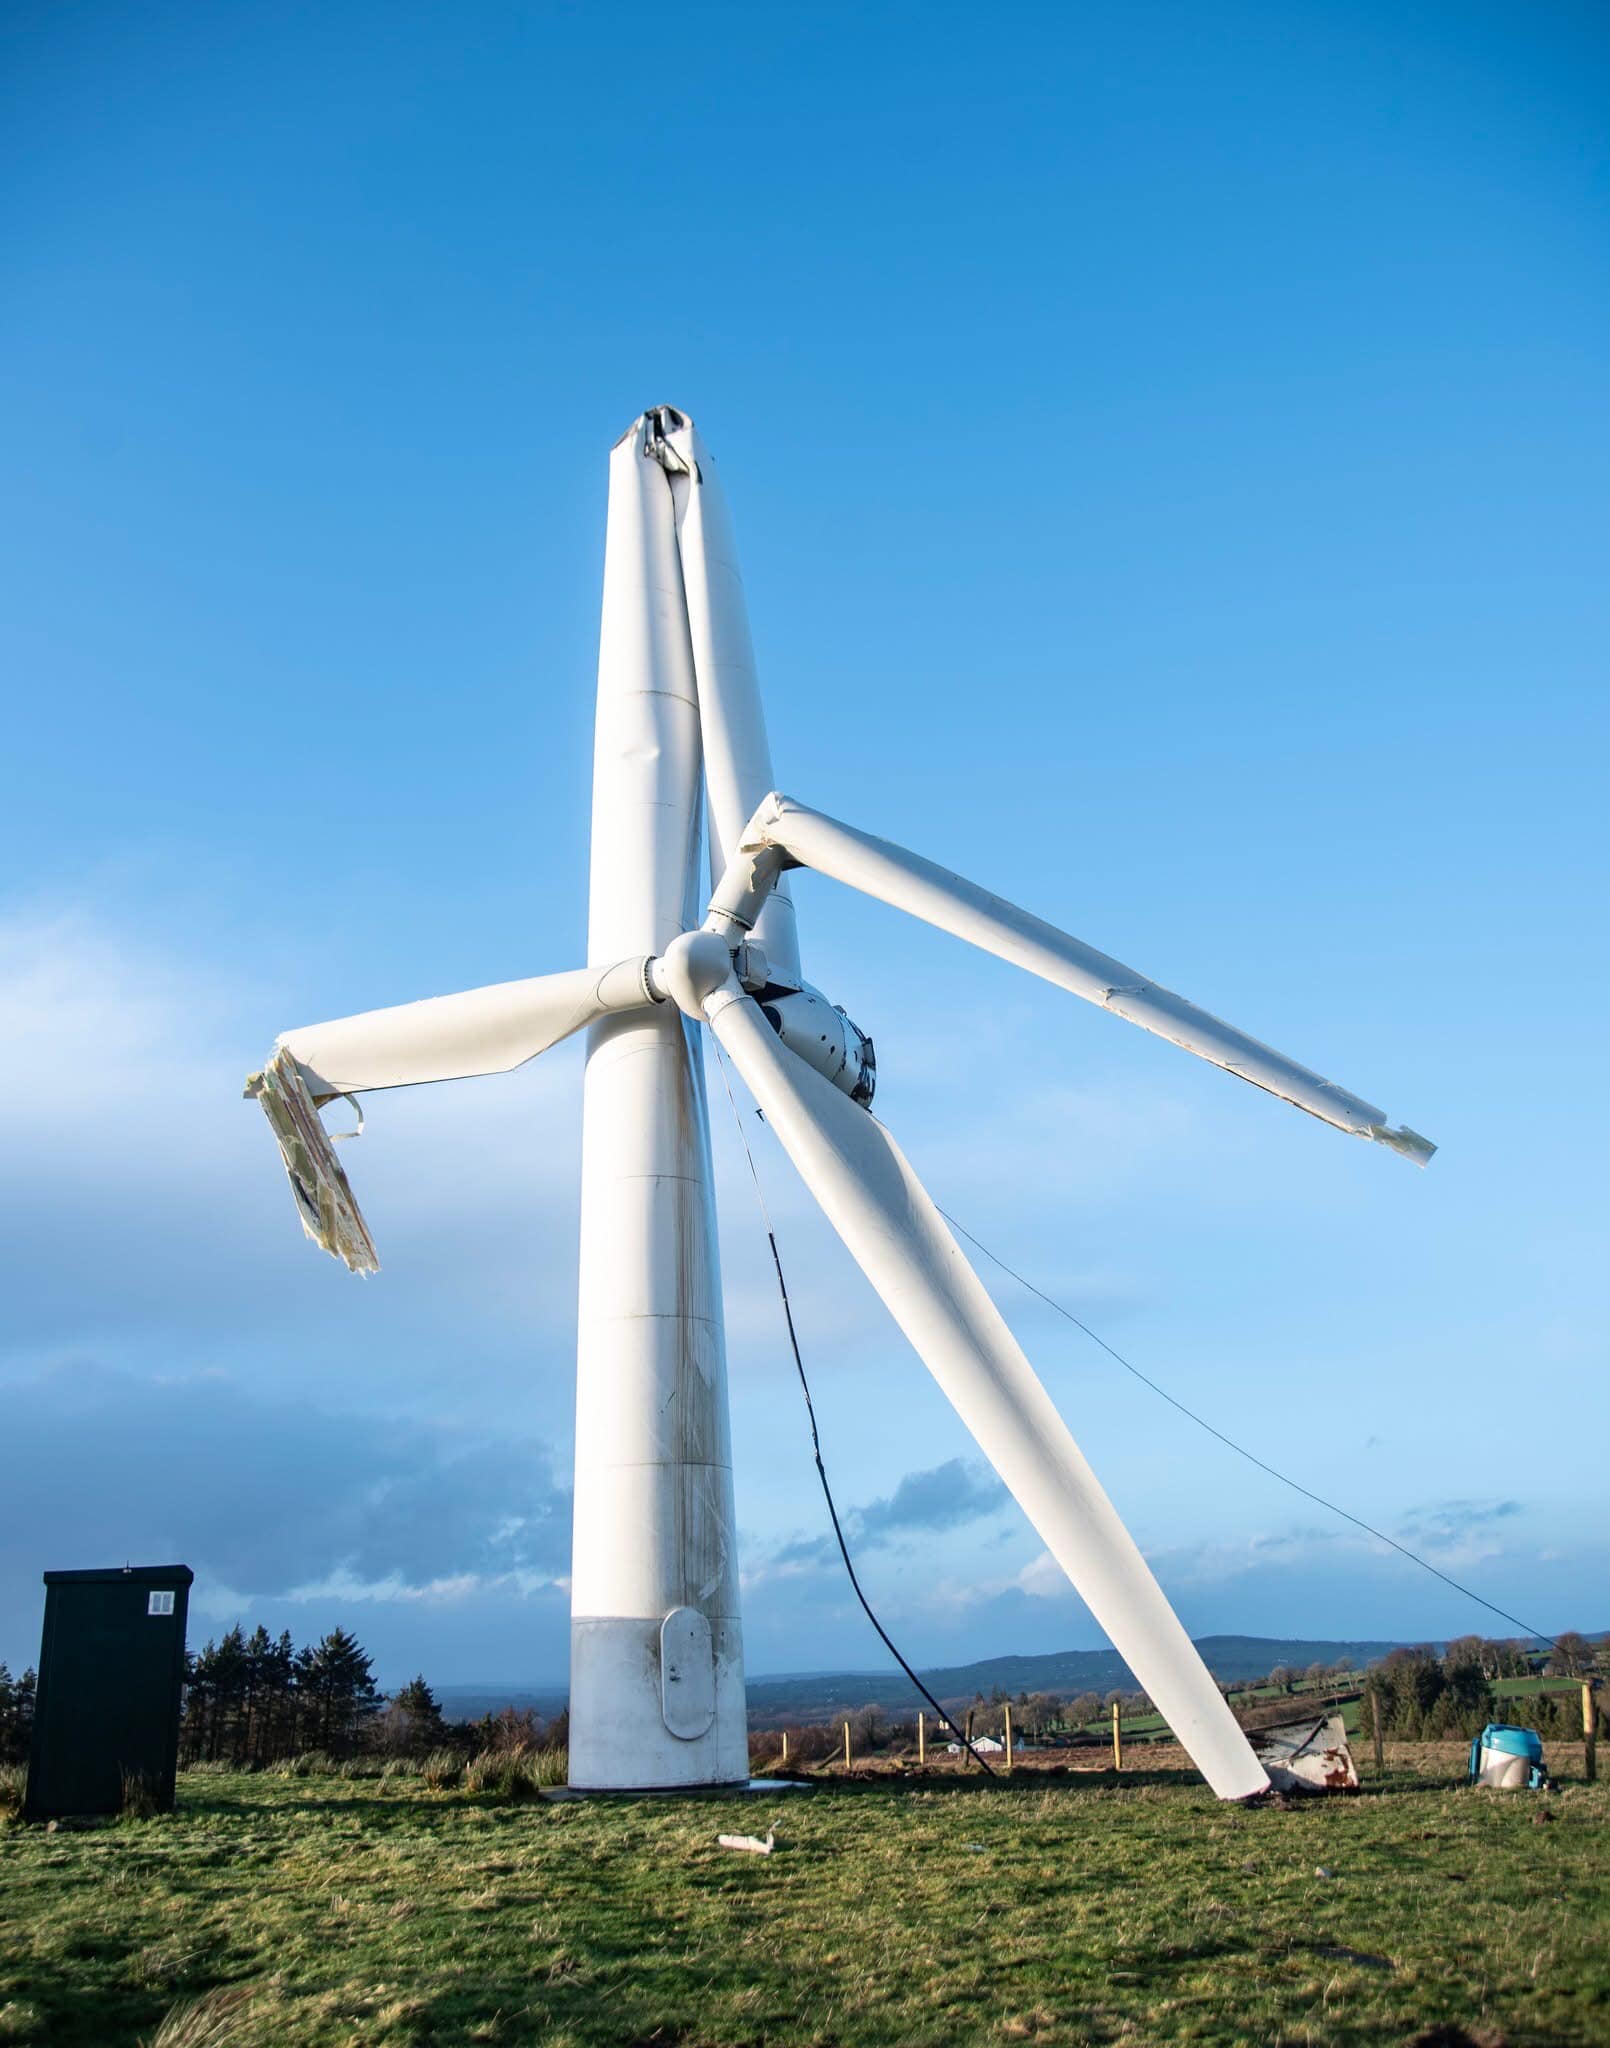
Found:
<box><xmin>1</xmin><ymin>1748</ymin><xmax>1605</xmax><ymax>2047</ymax></box>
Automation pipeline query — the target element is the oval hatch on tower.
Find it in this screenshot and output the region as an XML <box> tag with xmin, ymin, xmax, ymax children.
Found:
<box><xmin>660</xmin><ymin>1606</ymin><xmax>716</xmax><ymax>1739</ymax></box>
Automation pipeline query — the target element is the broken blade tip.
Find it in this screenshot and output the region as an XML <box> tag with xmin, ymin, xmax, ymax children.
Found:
<box><xmin>1372</xmin><ymin>1123</ymin><xmax>1437</xmax><ymax>1166</ymax></box>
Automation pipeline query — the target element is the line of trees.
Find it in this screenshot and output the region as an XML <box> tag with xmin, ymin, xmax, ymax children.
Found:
<box><xmin>180</xmin><ymin>1626</ymin><xmax>571</xmax><ymax>1765</ymax></box>
<box><xmin>182</xmin><ymin>1625</ymin><xmax>384</xmax><ymax>1764</ymax></box>
<box><xmin>0</xmin><ymin>1664</ymin><xmax>37</xmax><ymax>1766</ymax></box>
<box><xmin>1363</xmin><ymin>1645</ymin><xmax>1495</xmax><ymax>1739</ymax></box>
<box><xmin>1540</xmin><ymin>1631</ymin><xmax>1602</xmax><ymax>1680</ymax></box>
<box><xmin>1364</xmin><ymin>1636</ymin><xmax>1607</xmax><ymax>1741</ymax></box>
<box><xmin>9</xmin><ymin>1620</ymin><xmax>570</xmax><ymax>1773</ymax></box>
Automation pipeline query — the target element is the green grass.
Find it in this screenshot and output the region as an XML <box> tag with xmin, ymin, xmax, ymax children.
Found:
<box><xmin>1</xmin><ymin>1754</ymin><xmax>1605</xmax><ymax>2046</ymax></box>
<box><xmin>1493</xmin><ymin>1676</ymin><xmax>1583</xmax><ymax>1699</ymax></box>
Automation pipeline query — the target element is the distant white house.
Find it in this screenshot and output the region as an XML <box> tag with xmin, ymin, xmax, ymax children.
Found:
<box><xmin>946</xmin><ymin>1734</ymin><xmax>1005</xmax><ymax>1754</ymax></box>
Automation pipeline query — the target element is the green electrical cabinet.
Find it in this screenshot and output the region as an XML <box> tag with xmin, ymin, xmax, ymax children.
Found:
<box><xmin>24</xmin><ymin>1565</ymin><xmax>193</xmax><ymax>1820</ymax></box>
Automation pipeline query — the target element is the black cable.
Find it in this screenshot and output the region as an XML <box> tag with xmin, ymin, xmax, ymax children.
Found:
<box><xmin>760</xmin><ymin>1223</ymin><xmax>996</xmax><ymax>1775</ymax></box>
<box><xmin>939</xmin><ymin>1208</ymin><xmax>1562</xmax><ymax>1656</ymax></box>
<box><xmin>711</xmin><ymin>1048</ymin><xmax>996</xmax><ymax>1775</ymax></box>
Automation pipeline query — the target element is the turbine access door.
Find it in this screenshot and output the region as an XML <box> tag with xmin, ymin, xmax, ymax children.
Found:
<box><xmin>659</xmin><ymin>1606</ymin><xmax>716</xmax><ymax>1739</ymax></box>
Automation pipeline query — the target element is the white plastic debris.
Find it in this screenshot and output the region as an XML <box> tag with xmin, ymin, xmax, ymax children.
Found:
<box><xmin>1249</xmin><ymin>1715</ymin><xmax>1359</xmax><ymax>1793</ymax></box>
<box><xmin>716</xmin><ymin>1829</ymin><xmax>775</xmax><ymax>1856</ymax></box>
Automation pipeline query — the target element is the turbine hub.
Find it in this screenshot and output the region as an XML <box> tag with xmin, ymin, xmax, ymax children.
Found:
<box><xmin>658</xmin><ymin>929</ymin><xmax>739</xmax><ymax>1019</ymax></box>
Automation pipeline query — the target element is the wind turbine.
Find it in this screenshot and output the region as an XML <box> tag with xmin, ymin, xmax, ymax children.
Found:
<box><xmin>247</xmin><ymin>405</ymin><xmax>1433</xmax><ymax>1801</ymax></box>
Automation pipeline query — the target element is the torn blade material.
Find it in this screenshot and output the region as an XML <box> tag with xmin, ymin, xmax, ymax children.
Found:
<box><xmin>246</xmin><ymin>1049</ymin><xmax>379</xmax><ymax>1274</ymax></box>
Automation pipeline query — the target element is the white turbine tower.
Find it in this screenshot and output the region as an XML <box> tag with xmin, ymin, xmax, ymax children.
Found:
<box><xmin>247</xmin><ymin>405</ymin><xmax>1434</xmax><ymax>1801</ymax></box>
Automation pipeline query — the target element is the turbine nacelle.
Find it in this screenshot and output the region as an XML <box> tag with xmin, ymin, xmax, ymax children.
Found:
<box><xmin>754</xmin><ymin>984</ymin><xmax>876</xmax><ymax>1107</ymax></box>
<box><xmin>654</xmin><ymin>930</ymin><xmax>876</xmax><ymax>1106</ymax></box>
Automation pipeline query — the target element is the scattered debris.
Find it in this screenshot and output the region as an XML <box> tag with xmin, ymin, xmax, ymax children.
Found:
<box><xmin>716</xmin><ymin>1829</ymin><xmax>775</xmax><ymax>1856</ymax></box>
<box><xmin>1314</xmin><ymin>1865</ymin><xmax>1336</xmax><ymax>1879</ymax></box>
<box><xmin>1249</xmin><ymin>1714</ymin><xmax>1358</xmax><ymax>1793</ymax></box>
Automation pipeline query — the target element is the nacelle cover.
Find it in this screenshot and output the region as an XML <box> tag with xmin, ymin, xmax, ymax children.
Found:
<box><xmin>757</xmin><ymin>985</ymin><xmax>876</xmax><ymax>1106</ymax></box>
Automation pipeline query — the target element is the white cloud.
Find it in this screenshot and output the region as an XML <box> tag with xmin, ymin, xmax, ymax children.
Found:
<box><xmin>1014</xmin><ymin>1549</ymin><xmax>1069</xmax><ymax>1600</ymax></box>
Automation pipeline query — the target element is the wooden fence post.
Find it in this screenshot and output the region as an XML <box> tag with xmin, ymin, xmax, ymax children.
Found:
<box><xmin>1111</xmin><ymin>1700</ymin><xmax>1122</xmax><ymax>1772</ymax></box>
<box><xmin>843</xmin><ymin>1720</ymin><xmax>852</xmax><ymax>1769</ymax></box>
<box><xmin>1004</xmin><ymin>1702</ymin><xmax>1013</xmax><ymax>1771</ymax></box>
<box><xmin>917</xmin><ymin>1711</ymin><xmax>925</xmax><ymax>1766</ymax></box>
<box><xmin>1371</xmin><ymin>1687</ymin><xmax>1384</xmax><ymax>1774</ymax></box>
<box><xmin>780</xmin><ymin>1730</ymin><xmax>788</xmax><ymax>1766</ymax></box>
<box><xmin>965</xmin><ymin>1707</ymin><xmax>975</xmax><ymax>1753</ymax></box>
<box><xmin>1584</xmin><ymin>1681</ymin><xmax>1598</xmax><ymax>1785</ymax></box>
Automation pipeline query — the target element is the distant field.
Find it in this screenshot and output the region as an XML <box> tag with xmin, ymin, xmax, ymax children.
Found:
<box><xmin>2</xmin><ymin>1746</ymin><xmax>1605</xmax><ymax>2046</ymax></box>
<box><xmin>1494</xmin><ymin>1675</ymin><xmax>1584</xmax><ymax>1699</ymax></box>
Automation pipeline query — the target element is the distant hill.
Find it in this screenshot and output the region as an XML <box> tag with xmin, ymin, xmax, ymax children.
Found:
<box><xmin>742</xmin><ymin>1635</ymin><xmax>1409</xmax><ymax>1726</ymax></box>
<box><xmin>434</xmin><ymin>1685</ymin><xmax>568</xmax><ymax>1724</ymax></box>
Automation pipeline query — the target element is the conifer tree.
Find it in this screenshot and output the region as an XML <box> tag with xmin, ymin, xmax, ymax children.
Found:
<box><xmin>295</xmin><ymin>1628</ymin><xmax>380</xmax><ymax>1755</ymax></box>
<box><xmin>379</xmin><ymin>1674</ymin><xmax>448</xmax><ymax>1756</ymax></box>
<box><xmin>0</xmin><ymin>1664</ymin><xmax>36</xmax><ymax>1765</ymax></box>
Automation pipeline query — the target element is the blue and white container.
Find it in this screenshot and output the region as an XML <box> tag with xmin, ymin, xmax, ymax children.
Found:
<box><xmin>1468</xmin><ymin>1723</ymin><xmax>1547</xmax><ymax>1789</ymax></box>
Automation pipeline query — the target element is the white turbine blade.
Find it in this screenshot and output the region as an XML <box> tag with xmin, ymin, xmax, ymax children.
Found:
<box><xmin>245</xmin><ymin>958</ymin><xmax>654</xmax><ymax>1275</ymax></box>
<box><xmin>659</xmin><ymin>412</ymin><xmax>801</xmax><ymax>984</ymax></box>
<box><xmin>745</xmin><ymin>795</ymin><xmax>1433</xmax><ymax>1164</ymax></box>
<box><xmin>271</xmin><ymin>957</ymin><xmax>655</xmax><ymax>1097</ymax></box>
<box><xmin>702</xmin><ymin>979</ymin><xmax>1271</xmax><ymax>1801</ymax></box>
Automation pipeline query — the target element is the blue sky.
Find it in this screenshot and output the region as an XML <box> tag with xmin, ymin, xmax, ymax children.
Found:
<box><xmin>3</xmin><ymin>1</ymin><xmax>1606</xmax><ymax>1691</ymax></box>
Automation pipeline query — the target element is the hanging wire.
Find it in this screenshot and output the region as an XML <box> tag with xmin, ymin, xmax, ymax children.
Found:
<box><xmin>937</xmin><ymin>1209</ymin><xmax>1562</xmax><ymax>1656</ymax></box>
<box><xmin>711</xmin><ymin>1044</ymin><xmax>997</xmax><ymax>1775</ymax></box>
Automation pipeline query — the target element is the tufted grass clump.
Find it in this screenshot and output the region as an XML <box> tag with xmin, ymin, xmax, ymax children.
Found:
<box><xmin>461</xmin><ymin>1749</ymin><xmax>542</xmax><ymax>1801</ymax></box>
<box><xmin>454</xmin><ymin>1744</ymin><xmax>566</xmax><ymax>1800</ymax></box>
<box><xmin>139</xmin><ymin>1983</ymin><xmax>257</xmax><ymax>2046</ymax></box>
<box><xmin>420</xmin><ymin>1748</ymin><xmax>462</xmax><ymax>1791</ymax></box>
<box><xmin>0</xmin><ymin>1763</ymin><xmax>25</xmax><ymax>1821</ymax></box>
<box><xmin>120</xmin><ymin>1772</ymin><xmax>159</xmax><ymax>1822</ymax></box>
<box><xmin>267</xmin><ymin>1751</ymin><xmax>333</xmax><ymax>1779</ymax></box>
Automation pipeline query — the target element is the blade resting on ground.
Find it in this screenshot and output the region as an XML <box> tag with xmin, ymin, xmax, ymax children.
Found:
<box><xmin>742</xmin><ymin>795</ymin><xmax>1433</xmax><ymax>1164</ymax></box>
<box><xmin>702</xmin><ymin>974</ymin><xmax>1270</xmax><ymax>1802</ymax></box>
